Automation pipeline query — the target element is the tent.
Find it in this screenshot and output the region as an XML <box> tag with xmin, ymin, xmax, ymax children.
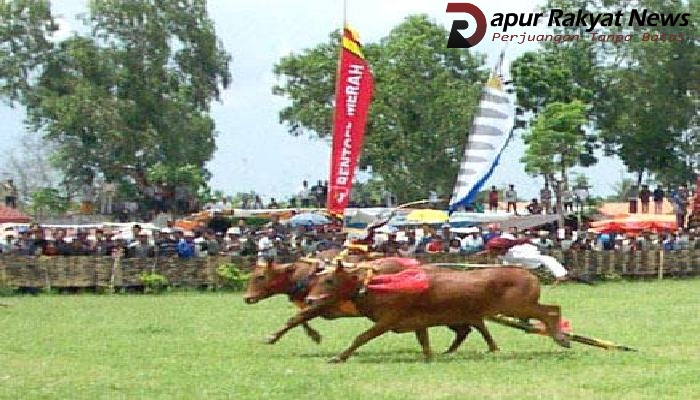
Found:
<box><xmin>589</xmin><ymin>214</ymin><xmax>677</xmax><ymax>234</ymax></box>
<box><xmin>0</xmin><ymin>206</ymin><xmax>31</xmax><ymax>223</ymax></box>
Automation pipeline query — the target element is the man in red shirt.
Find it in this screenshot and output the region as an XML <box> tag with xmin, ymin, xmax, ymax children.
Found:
<box><xmin>488</xmin><ymin>186</ymin><xmax>499</xmax><ymax>212</ymax></box>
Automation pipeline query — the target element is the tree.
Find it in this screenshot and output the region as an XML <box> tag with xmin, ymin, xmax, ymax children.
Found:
<box><xmin>0</xmin><ymin>132</ymin><xmax>61</xmax><ymax>207</ymax></box>
<box><xmin>273</xmin><ymin>15</ymin><xmax>487</xmax><ymax>202</ymax></box>
<box><xmin>3</xmin><ymin>1</ymin><xmax>232</xmax><ymax>200</ymax></box>
<box><xmin>591</xmin><ymin>0</ymin><xmax>697</xmax><ymax>185</ymax></box>
<box><xmin>0</xmin><ymin>0</ymin><xmax>57</xmax><ymax>104</ymax></box>
<box><xmin>521</xmin><ymin>101</ymin><xmax>588</xmax><ymax>215</ymax></box>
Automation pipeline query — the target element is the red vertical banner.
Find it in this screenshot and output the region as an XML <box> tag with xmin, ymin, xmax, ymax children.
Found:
<box><xmin>327</xmin><ymin>26</ymin><xmax>374</xmax><ymax>218</ymax></box>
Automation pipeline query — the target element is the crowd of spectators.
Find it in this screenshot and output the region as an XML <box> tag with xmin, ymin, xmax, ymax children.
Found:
<box><xmin>3</xmin><ymin>216</ymin><xmax>699</xmax><ymax>262</ymax></box>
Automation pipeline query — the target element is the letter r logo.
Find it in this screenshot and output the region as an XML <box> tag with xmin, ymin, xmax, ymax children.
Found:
<box><xmin>446</xmin><ymin>3</ymin><xmax>487</xmax><ymax>48</ymax></box>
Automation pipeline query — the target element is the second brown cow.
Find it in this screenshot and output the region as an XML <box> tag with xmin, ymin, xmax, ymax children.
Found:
<box><xmin>306</xmin><ymin>265</ymin><xmax>570</xmax><ymax>363</ymax></box>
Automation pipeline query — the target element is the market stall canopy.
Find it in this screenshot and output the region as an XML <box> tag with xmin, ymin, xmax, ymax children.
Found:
<box><xmin>404</xmin><ymin>209</ymin><xmax>449</xmax><ymax>224</ymax></box>
<box><xmin>289</xmin><ymin>212</ymin><xmax>330</xmax><ymax>227</ymax></box>
<box><xmin>0</xmin><ymin>206</ymin><xmax>31</xmax><ymax>223</ymax></box>
<box><xmin>589</xmin><ymin>214</ymin><xmax>677</xmax><ymax>234</ymax></box>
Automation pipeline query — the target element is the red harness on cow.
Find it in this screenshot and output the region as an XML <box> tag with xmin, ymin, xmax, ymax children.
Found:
<box><xmin>367</xmin><ymin>268</ymin><xmax>430</xmax><ymax>294</ymax></box>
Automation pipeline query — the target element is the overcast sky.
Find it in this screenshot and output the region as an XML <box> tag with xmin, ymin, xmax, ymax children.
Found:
<box><xmin>0</xmin><ymin>0</ymin><xmax>629</xmax><ymax>202</ymax></box>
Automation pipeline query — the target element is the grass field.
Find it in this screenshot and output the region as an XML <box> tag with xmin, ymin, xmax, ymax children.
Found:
<box><xmin>1</xmin><ymin>280</ymin><xmax>699</xmax><ymax>400</ymax></box>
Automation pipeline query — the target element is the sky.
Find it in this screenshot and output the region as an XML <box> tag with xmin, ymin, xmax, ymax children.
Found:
<box><xmin>0</xmin><ymin>0</ymin><xmax>630</xmax><ymax>203</ymax></box>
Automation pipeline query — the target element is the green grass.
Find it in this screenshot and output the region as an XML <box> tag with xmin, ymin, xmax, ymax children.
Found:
<box><xmin>0</xmin><ymin>281</ymin><xmax>699</xmax><ymax>400</ymax></box>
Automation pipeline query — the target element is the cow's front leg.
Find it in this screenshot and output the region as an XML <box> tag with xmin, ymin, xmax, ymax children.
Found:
<box><xmin>301</xmin><ymin>322</ymin><xmax>322</xmax><ymax>344</ymax></box>
<box><xmin>329</xmin><ymin>321</ymin><xmax>392</xmax><ymax>363</ymax></box>
<box><xmin>264</xmin><ymin>307</ymin><xmax>324</xmax><ymax>344</ymax></box>
<box><xmin>414</xmin><ymin>328</ymin><xmax>432</xmax><ymax>362</ymax></box>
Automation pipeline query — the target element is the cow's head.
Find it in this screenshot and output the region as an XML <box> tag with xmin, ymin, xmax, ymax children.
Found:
<box><xmin>243</xmin><ymin>259</ymin><xmax>296</xmax><ymax>304</ymax></box>
<box><xmin>305</xmin><ymin>261</ymin><xmax>360</xmax><ymax>306</ymax></box>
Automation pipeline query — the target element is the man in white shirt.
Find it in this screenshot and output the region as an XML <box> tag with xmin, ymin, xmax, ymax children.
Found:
<box><xmin>299</xmin><ymin>180</ymin><xmax>311</xmax><ymax>208</ymax></box>
<box><xmin>505</xmin><ymin>184</ymin><xmax>518</xmax><ymax>215</ymax></box>
<box><xmin>257</xmin><ymin>228</ymin><xmax>278</xmax><ymax>264</ymax></box>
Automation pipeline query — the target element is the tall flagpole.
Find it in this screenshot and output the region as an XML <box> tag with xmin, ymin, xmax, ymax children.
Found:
<box><xmin>343</xmin><ymin>0</ymin><xmax>347</xmax><ymax>27</ymax></box>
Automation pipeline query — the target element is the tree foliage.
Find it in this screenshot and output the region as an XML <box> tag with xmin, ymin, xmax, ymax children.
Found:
<box><xmin>1</xmin><ymin>0</ymin><xmax>232</xmax><ymax>199</ymax></box>
<box><xmin>0</xmin><ymin>0</ymin><xmax>57</xmax><ymax>104</ymax></box>
<box><xmin>514</xmin><ymin>0</ymin><xmax>698</xmax><ymax>187</ymax></box>
<box><xmin>595</xmin><ymin>0</ymin><xmax>697</xmax><ymax>185</ymax></box>
<box><xmin>521</xmin><ymin>101</ymin><xmax>588</xmax><ymax>187</ymax></box>
<box><xmin>273</xmin><ymin>15</ymin><xmax>487</xmax><ymax>202</ymax></box>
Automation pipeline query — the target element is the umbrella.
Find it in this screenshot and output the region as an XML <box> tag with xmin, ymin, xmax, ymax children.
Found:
<box><xmin>289</xmin><ymin>213</ymin><xmax>330</xmax><ymax>227</ymax></box>
<box><xmin>405</xmin><ymin>209</ymin><xmax>449</xmax><ymax>224</ymax></box>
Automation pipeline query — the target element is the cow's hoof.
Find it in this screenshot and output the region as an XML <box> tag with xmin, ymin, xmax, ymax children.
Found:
<box><xmin>554</xmin><ymin>334</ymin><xmax>571</xmax><ymax>348</ymax></box>
<box><xmin>487</xmin><ymin>347</ymin><xmax>500</xmax><ymax>353</ymax></box>
<box><xmin>308</xmin><ymin>332</ymin><xmax>322</xmax><ymax>344</ymax></box>
<box><xmin>328</xmin><ymin>356</ymin><xmax>346</xmax><ymax>364</ymax></box>
<box><xmin>263</xmin><ymin>335</ymin><xmax>278</xmax><ymax>345</ymax></box>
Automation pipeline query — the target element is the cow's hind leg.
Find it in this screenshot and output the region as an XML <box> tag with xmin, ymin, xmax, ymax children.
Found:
<box><xmin>414</xmin><ymin>328</ymin><xmax>432</xmax><ymax>362</ymax></box>
<box><xmin>472</xmin><ymin>319</ymin><xmax>499</xmax><ymax>352</ymax></box>
<box><xmin>444</xmin><ymin>324</ymin><xmax>472</xmax><ymax>354</ymax></box>
<box><xmin>329</xmin><ymin>322</ymin><xmax>392</xmax><ymax>363</ymax></box>
<box><xmin>512</xmin><ymin>303</ymin><xmax>570</xmax><ymax>348</ymax></box>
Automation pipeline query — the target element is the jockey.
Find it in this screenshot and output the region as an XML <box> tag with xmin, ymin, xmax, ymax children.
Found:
<box><xmin>350</xmin><ymin>211</ymin><xmax>396</xmax><ymax>249</ymax></box>
<box><xmin>483</xmin><ymin>233</ymin><xmax>570</xmax><ymax>285</ymax></box>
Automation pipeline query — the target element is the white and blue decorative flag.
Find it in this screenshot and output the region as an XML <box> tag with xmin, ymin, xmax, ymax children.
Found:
<box><xmin>449</xmin><ymin>73</ymin><xmax>515</xmax><ymax>213</ymax></box>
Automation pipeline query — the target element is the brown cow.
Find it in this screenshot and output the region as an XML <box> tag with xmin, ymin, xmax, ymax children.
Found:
<box><xmin>305</xmin><ymin>265</ymin><xmax>570</xmax><ymax>363</ymax></box>
<box><xmin>243</xmin><ymin>258</ymin><xmax>474</xmax><ymax>352</ymax></box>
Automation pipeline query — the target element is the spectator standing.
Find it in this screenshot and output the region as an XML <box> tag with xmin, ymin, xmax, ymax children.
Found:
<box><xmin>2</xmin><ymin>233</ymin><xmax>15</xmax><ymax>254</ymax></box>
<box><xmin>80</xmin><ymin>178</ymin><xmax>95</xmax><ymax>215</ymax></box>
<box><xmin>253</xmin><ymin>195</ymin><xmax>264</xmax><ymax>209</ymax></box>
<box><xmin>313</xmin><ymin>180</ymin><xmax>325</xmax><ymax>208</ymax></box>
<box><xmin>672</xmin><ymin>185</ymin><xmax>689</xmax><ymax>229</ymax></box>
<box><xmin>155</xmin><ymin>228</ymin><xmax>178</xmax><ymax>257</ymax></box>
<box><xmin>462</xmin><ymin>231</ymin><xmax>484</xmax><ymax>254</ymax></box>
<box><xmin>562</xmin><ymin>187</ymin><xmax>574</xmax><ymax>212</ymax></box>
<box><xmin>224</xmin><ymin>227</ymin><xmax>242</xmax><ymax>256</ymax></box>
<box><xmin>299</xmin><ymin>180</ymin><xmax>311</xmax><ymax>208</ymax></box>
<box><xmin>177</xmin><ymin>231</ymin><xmax>195</xmax><ymax>258</ymax></box>
<box><xmin>526</xmin><ymin>198</ymin><xmax>542</xmax><ymax>215</ymax></box>
<box><xmin>204</xmin><ymin>230</ymin><xmax>221</xmax><ymax>256</ymax></box>
<box><xmin>505</xmin><ymin>184</ymin><xmax>518</xmax><ymax>215</ymax></box>
<box><xmin>257</xmin><ymin>228</ymin><xmax>278</xmax><ymax>263</ymax></box>
<box><xmin>540</xmin><ymin>183</ymin><xmax>552</xmax><ymax>214</ymax></box>
<box><xmin>653</xmin><ymin>185</ymin><xmax>665</xmax><ymax>214</ymax></box>
<box><xmin>488</xmin><ymin>186</ymin><xmax>499</xmax><ymax>213</ymax></box>
<box><xmin>131</xmin><ymin>232</ymin><xmax>155</xmax><ymax>258</ymax></box>
<box><xmin>639</xmin><ymin>185</ymin><xmax>651</xmax><ymax>214</ymax></box>
<box><xmin>321</xmin><ymin>180</ymin><xmax>329</xmax><ymax>208</ymax></box>
<box><xmin>628</xmin><ymin>185</ymin><xmax>639</xmax><ymax>214</ymax></box>
<box><xmin>268</xmin><ymin>198</ymin><xmax>279</xmax><ymax>209</ymax></box>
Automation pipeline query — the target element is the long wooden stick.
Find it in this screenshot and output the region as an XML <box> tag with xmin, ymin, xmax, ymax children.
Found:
<box><xmin>488</xmin><ymin>315</ymin><xmax>637</xmax><ymax>352</ymax></box>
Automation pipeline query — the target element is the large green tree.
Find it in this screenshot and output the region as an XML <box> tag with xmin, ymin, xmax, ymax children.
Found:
<box><xmin>2</xmin><ymin>0</ymin><xmax>231</xmax><ymax>198</ymax></box>
<box><xmin>273</xmin><ymin>15</ymin><xmax>486</xmax><ymax>202</ymax></box>
<box><xmin>521</xmin><ymin>101</ymin><xmax>588</xmax><ymax>215</ymax></box>
<box><xmin>0</xmin><ymin>0</ymin><xmax>57</xmax><ymax>104</ymax></box>
<box><xmin>596</xmin><ymin>0</ymin><xmax>698</xmax><ymax>185</ymax></box>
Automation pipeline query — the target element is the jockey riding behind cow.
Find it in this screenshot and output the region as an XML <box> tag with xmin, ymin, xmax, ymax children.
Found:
<box><xmin>482</xmin><ymin>232</ymin><xmax>572</xmax><ymax>285</ymax></box>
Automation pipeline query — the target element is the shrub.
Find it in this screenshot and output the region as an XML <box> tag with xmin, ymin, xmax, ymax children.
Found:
<box><xmin>139</xmin><ymin>272</ymin><xmax>169</xmax><ymax>294</ymax></box>
<box><xmin>216</xmin><ymin>263</ymin><xmax>250</xmax><ymax>291</ymax></box>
